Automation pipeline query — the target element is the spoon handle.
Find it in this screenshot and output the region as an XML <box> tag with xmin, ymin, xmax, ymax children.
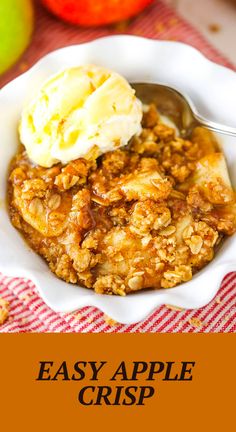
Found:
<box><xmin>194</xmin><ymin>114</ymin><xmax>236</xmax><ymax>138</ymax></box>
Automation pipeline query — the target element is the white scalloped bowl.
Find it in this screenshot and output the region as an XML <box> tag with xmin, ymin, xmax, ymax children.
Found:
<box><xmin>1</xmin><ymin>36</ymin><xmax>236</xmax><ymax>324</ymax></box>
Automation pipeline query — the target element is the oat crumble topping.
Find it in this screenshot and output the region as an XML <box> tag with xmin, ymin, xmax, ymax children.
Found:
<box><xmin>188</xmin><ymin>317</ymin><xmax>204</xmax><ymax>328</ymax></box>
<box><xmin>0</xmin><ymin>298</ymin><xmax>10</xmax><ymax>325</ymax></box>
<box><xmin>8</xmin><ymin>104</ymin><xmax>236</xmax><ymax>295</ymax></box>
<box><xmin>104</xmin><ymin>315</ymin><xmax>118</xmax><ymax>326</ymax></box>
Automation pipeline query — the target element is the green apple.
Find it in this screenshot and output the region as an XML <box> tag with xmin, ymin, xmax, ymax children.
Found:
<box><xmin>0</xmin><ymin>0</ymin><xmax>34</xmax><ymax>75</ymax></box>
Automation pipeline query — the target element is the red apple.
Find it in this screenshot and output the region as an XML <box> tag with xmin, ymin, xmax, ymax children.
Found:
<box><xmin>42</xmin><ymin>0</ymin><xmax>154</xmax><ymax>26</ymax></box>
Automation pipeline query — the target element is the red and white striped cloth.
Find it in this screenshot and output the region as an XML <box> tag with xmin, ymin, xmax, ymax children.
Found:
<box><xmin>0</xmin><ymin>0</ymin><xmax>235</xmax><ymax>332</ymax></box>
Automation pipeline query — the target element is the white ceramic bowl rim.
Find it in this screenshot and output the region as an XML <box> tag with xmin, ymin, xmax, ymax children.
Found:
<box><xmin>0</xmin><ymin>36</ymin><xmax>236</xmax><ymax>324</ymax></box>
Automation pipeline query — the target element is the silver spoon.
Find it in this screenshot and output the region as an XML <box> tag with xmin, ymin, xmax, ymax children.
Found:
<box><xmin>132</xmin><ymin>83</ymin><xmax>236</xmax><ymax>138</ymax></box>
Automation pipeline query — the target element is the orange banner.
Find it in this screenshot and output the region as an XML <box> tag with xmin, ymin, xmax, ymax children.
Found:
<box><xmin>0</xmin><ymin>334</ymin><xmax>234</xmax><ymax>430</ymax></box>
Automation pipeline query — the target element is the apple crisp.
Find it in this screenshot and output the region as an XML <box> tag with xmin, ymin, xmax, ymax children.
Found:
<box><xmin>8</xmin><ymin>104</ymin><xmax>236</xmax><ymax>295</ymax></box>
<box><xmin>0</xmin><ymin>298</ymin><xmax>10</xmax><ymax>325</ymax></box>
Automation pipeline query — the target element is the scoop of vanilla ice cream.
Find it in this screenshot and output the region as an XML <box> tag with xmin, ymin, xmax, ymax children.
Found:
<box><xmin>19</xmin><ymin>65</ymin><xmax>142</xmax><ymax>167</ymax></box>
